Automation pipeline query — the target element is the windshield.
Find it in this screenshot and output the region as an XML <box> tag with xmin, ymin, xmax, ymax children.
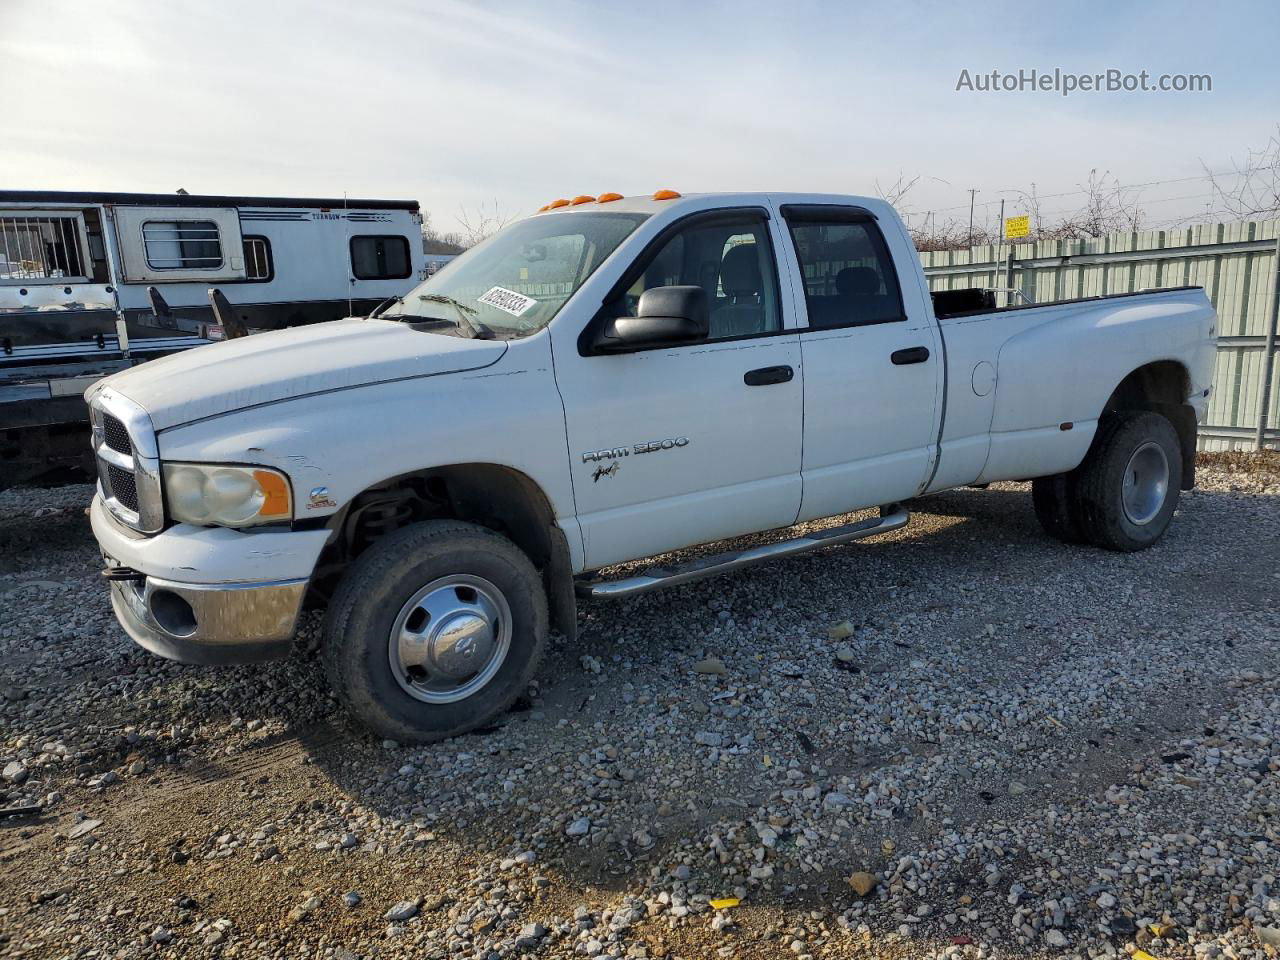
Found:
<box><xmin>382</xmin><ymin>211</ymin><xmax>649</xmax><ymax>336</ymax></box>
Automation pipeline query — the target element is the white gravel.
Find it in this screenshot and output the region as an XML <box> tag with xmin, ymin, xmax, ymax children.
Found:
<box><xmin>0</xmin><ymin>460</ymin><xmax>1277</xmax><ymax>959</ymax></box>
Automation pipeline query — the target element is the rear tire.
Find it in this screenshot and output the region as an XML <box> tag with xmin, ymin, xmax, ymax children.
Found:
<box><xmin>1075</xmin><ymin>411</ymin><xmax>1182</xmax><ymax>552</ymax></box>
<box><xmin>322</xmin><ymin>520</ymin><xmax>547</xmax><ymax>743</ymax></box>
<box><xmin>1031</xmin><ymin>472</ymin><xmax>1085</xmax><ymax>544</ymax></box>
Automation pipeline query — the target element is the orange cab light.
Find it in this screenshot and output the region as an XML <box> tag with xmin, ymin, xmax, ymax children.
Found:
<box><xmin>537</xmin><ymin>204</ymin><xmax>551</xmax><ymax>212</ymax></box>
<box><xmin>253</xmin><ymin>470</ymin><xmax>292</xmax><ymax>518</ymax></box>
<box><xmin>597</xmin><ymin>192</ymin><xmax>623</xmax><ymax>202</ymax></box>
<box><xmin>652</xmin><ymin>189</ymin><xmax>681</xmax><ymax>200</ymax></box>
<box><xmin>570</xmin><ymin>194</ymin><xmax>596</xmax><ymax>205</ymax></box>
<box><xmin>547</xmin><ymin>198</ymin><xmax>570</xmax><ymax>209</ymax></box>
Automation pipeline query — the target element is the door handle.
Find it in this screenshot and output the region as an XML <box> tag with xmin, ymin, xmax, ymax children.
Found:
<box><xmin>890</xmin><ymin>346</ymin><xmax>930</xmax><ymax>365</ymax></box>
<box><xmin>744</xmin><ymin>364</ymin><xmax>794</xmax><ymax>386</ymax></box>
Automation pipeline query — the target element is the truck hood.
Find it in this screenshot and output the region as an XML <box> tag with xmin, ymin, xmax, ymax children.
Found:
<box><xmin>90</xmin><ymin>318</ymin><xmax>507</xmax><ymax>430</ymax></box>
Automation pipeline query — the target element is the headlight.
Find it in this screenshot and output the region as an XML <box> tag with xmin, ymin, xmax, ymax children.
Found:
<box><xmin>162</xmin><ymin>463</ymin><xmax>293</xmax><ymax>528</ymax></box>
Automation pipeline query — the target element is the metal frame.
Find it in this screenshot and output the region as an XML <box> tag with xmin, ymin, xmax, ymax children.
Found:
<box><xmin>922</xmin><ymin>236</ymin><xmax>1278</xmax><ymax>277</ymax></box>
<box><xmin>1254</xmin><ymin>236</ymin><xmax>1280</xmax><ymax>448</ymax></box>
<box><xmin>1200</xmin><ymin>424</ymin><xmax>1280</xmax><ymax>442</ymax></box>
<box><xmin>140</xmin><ymin>219</ymin><xmax>225</xmax><ymax>271</ymax></box>
<box><xmin>0</xmin><ymin>209</ymin><xmax>92</xmax><ymax>285</ymax></box>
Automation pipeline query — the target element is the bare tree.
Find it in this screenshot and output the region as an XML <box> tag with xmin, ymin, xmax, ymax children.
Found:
<box><xmin>875</xmin><ymin>173</ymin><xmax>921</xmax><ymax>208</ymax></box>
<box><xmin>455</xmin><ymin>200</ymin><xmax>516</xmax><ymax>248</ymax></box>
<box><xmin>1006</xmin><ymin>170</ymin><xmax>1143</xmax><ymax>242</ymax></box>
<box><xmin>1203</xmin><ymin>125</ymin><xmax>1280</xmax><ymax>219</ymax></box>
<box><xmin>909</xmin><ymin>217</ymin><xmax>997</xmax><ymax>253</ymax></box>
<box><xmin>906</xmin><ymin>169</ymin><xmax>1146</xmax><ymax>252</ymax></box>
<box><xmin>1060</xmin><ymin>169</ymin><xmax>1144</xmax><ymax>238</ymax></box>
<box><xmin>421</xmin><ymin>212</ymin><xmax>467</xmax><ymax>255</ymax></box>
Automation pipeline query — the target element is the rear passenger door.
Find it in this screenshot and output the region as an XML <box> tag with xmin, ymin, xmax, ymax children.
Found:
<box><xmin>778</xmin><ymin>204</ymin><xmax>943</xmax><ymax>522</ymax></box>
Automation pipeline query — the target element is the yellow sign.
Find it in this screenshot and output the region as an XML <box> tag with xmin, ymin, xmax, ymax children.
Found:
<box><xmin>1005</xmin><ymin>215</ymin><xmax>1031</xmax><ymax>239</ymax></box>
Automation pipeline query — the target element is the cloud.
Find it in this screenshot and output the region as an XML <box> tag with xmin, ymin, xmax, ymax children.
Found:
<box><xmin>2</xmin><ymin>0</ymin><xmax>1276</xmax><ymax>230</ymax></box>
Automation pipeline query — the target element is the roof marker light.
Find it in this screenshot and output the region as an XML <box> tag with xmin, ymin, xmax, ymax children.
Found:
<box><xmin>547</xmin><ymin>198</ymin><xmax>570</xmax><ymax>209</ymax></box>
<box><xmin>597</xmin><ymin>192</ymin><xmax>623</xmax><ymax>203</ymax></box>
<box><xmin>570</xmin><ymin>195</ymin><xmax>596</xmax><ymax>205</ymax></box>
<box><xmin>537</xmin><ymin>204</ymin><xmax>551</xmax><ymax>212</ymax></box>
<box><xmin>652</xmin><ymin>189</ymin><xmax>681</xmax><ymax>200</ymax></box>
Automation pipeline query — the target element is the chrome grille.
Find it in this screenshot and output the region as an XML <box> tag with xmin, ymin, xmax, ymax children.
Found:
<box><xmin>106</xmin><ymin>464</ymin><xmax>138</xmax><ymax>512</ymax></box>
<box><xmin>90</xmin><ymin>389</ymin><xmax>163</xmax><ymax>534</ymax></box>
<box><xmin>102</xmin><ymin>414</ymin><xmax>133</xmax><ymax>456</ymax></box>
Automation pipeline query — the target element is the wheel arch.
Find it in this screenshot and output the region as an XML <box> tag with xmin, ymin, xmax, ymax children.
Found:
<box><xmin>310</xmin><ymin>462</ymin><xmax>577</xmax><ymax>641</ymax></box>
<box><xmin>1100</xmin><ymin>359</ymin><xmax>1197</xmax><ymax>489</ymax></box>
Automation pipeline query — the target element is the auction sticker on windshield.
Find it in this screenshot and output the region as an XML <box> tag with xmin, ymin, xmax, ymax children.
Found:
<box><xmin>478</xmin><ymin>286</ymin><xmax>538</xmax><ymax>318</ymax></box>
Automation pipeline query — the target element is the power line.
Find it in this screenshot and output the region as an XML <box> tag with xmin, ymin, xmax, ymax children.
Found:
<box><xmin>1027</xmin><ymin>188</ymin><xmax>1219</xmax><ymax>221</ymax></box>
<box><xmin>898</xmin><ymin>168</ymin><xmax>1249</xmax><ymax>218</ymax></box>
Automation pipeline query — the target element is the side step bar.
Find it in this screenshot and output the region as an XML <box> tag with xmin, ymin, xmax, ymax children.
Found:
<box><xmin>576</xmin><ymin>504</ymin><xmax>909</xmax><ymax>599</ymax></box>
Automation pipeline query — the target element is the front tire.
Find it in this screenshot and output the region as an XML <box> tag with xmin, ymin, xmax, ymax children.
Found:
<box><xmin>1075</xmin><ymin>411</ymin><xmax>1182</xmax><ymax>552</ymax></box>
<box><xmin>322</xmin><ymin>520</ymin><xmax>547</xmax><ymax>743</ymax></box>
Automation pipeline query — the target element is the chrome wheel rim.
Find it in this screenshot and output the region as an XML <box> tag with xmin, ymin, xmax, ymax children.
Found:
<box><xmin>388</xmin><ymin>574</ymin><xmax>511</xmax><ymax>704</ymax></box>
<box><xmin>1121</xmin><ymin>441</ymin><xmax>1170</xmax><ymax>526</ymax></box>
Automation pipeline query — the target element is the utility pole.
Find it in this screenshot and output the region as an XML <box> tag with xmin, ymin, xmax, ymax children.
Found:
<box><xmin>967</xmin><ymin>189</ymin><xmax>978</xmax><ymax>248</ymax></box>
<box><xmin>992</xmin><ymin>198</ymin><xmax>1005</xmax><ymax>305</ymax></box>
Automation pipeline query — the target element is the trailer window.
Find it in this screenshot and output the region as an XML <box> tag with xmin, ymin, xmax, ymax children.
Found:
<box><xmin>786</xmin><ymin>219</ymin><xmax>905</xmax><ymax>328</ymax></box>
<box><xmin>351</xmin><ymin>235</ymin><xmax>411</xmax><ymax>280</ymax></box>
<box><xmin>243</xmin><ymin>236</ymin><xmax>273</xmax><ymax>282</ymax></box>
<box><xmin>142</xmin><ymin>220</ymin><xmax>223</xmax><ymax>270</ymax></box>
<box><xmin>0</xmin><ymin>213</ymin><xmax>89</xmax><ymax>283</ymax></box>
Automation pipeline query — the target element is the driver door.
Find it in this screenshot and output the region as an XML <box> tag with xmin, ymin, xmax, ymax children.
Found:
<box><xmin>552</xmin><ymin>208</ymin><xmax>804</xmax><ymax>569</ymax></box>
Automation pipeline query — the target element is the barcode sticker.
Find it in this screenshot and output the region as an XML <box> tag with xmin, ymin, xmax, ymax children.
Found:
<box><xmin>478</xmin><ymin>286</ymin><xmax>537</xmax><ymax>317</ymax></box>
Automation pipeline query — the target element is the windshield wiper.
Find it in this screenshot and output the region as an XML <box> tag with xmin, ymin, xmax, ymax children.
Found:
<box><xmin>417</xmin><ymin>294</ymin><xmax>494</xmax><ymax>340</ymax></box>
<box><xmin>369</xmin><ymin>296</ymin><xmax>401</xmax><ymax>319</ymax></box>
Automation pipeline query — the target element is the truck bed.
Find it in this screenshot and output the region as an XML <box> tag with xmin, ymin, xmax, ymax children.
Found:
<box><xmin>931</xmin><ymin>284</ymin><xmax>1204</xmax><ymax>319</ymax></box>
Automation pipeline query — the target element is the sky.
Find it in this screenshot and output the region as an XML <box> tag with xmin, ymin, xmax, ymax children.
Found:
<box><xmin>3</xmin><ymin>0</ymin><xmax>1278</xmax><ymax>235</ymax></box>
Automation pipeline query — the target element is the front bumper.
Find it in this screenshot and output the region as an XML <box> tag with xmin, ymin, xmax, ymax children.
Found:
<box><xmin>91</xmin><ymin>494</ymin><xmax>331</xmax><ymax>665</ymax></box>
<box><xmin>109</xmin><ymin>574</ymin><xmax>306</xmax><ymax>665</ymax></box>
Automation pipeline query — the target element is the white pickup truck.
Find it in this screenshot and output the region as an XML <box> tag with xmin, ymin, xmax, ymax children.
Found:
<box><xmin>86</xmin><ymin>191</ymin><xmax>1217</xmax><ymax>741</ymax></box>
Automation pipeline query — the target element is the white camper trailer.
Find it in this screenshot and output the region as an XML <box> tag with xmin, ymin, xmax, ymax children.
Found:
<box><xmin>0</xmin><ymin>190</ymin><xmax>425</xmax><ymax>487</ymax></box>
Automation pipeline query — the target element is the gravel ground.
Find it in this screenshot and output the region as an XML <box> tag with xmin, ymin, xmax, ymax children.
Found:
<box><xmin>0</xmin><ymin>461</ymin><xmax>1277</xmax><ymax>960</ymax></box>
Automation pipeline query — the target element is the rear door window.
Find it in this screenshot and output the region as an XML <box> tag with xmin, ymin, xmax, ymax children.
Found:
<box><xmin>786</xmin><ymin>218</ymin><xmax>905</xmax><ymax>329</ymax></box>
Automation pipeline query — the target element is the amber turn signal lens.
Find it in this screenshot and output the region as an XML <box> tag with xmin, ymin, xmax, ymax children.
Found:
<box><xmin>652</xmin><ymin>189</ymin><xmax>681</xmax><ymax>200</ymax></box>
<box><xmin>597</xmin><ymin>192</ymin><xmax>623</xmax><ymax>202</ymax></box>
<box><xmin>253</xmin><ymin>469</ymin><xmax>292</xmax><ymax>518</ymax></box>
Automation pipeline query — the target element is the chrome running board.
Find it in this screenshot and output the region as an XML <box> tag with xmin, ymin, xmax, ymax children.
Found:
<box><xmin>576</xmin><ymin>504</ymin><xmax>909</xmax><ymax>599</ymax></box>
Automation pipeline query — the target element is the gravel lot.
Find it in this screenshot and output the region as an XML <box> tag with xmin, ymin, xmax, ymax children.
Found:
<box><xmin>1</xmin><ymin>460</ymin><xmax>1278</xmax><ymax>960</ymax></box>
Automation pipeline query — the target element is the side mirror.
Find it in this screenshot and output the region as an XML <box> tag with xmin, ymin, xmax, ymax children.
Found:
<box><xmin>594</xmin><ymin>285</ymin><xmax>709</xmax><ymax>352</ymax></box>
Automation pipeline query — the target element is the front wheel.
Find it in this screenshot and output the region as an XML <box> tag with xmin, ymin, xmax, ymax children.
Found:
<box><xmin>1075</xmin><ymin>411</ymin><xmax>1183</xmax><ymax>552</ymax></box>
<box><xmin>321</xmin><ymin>520</ymin><xmax>548</xmax><ymax>743</ymax></box>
